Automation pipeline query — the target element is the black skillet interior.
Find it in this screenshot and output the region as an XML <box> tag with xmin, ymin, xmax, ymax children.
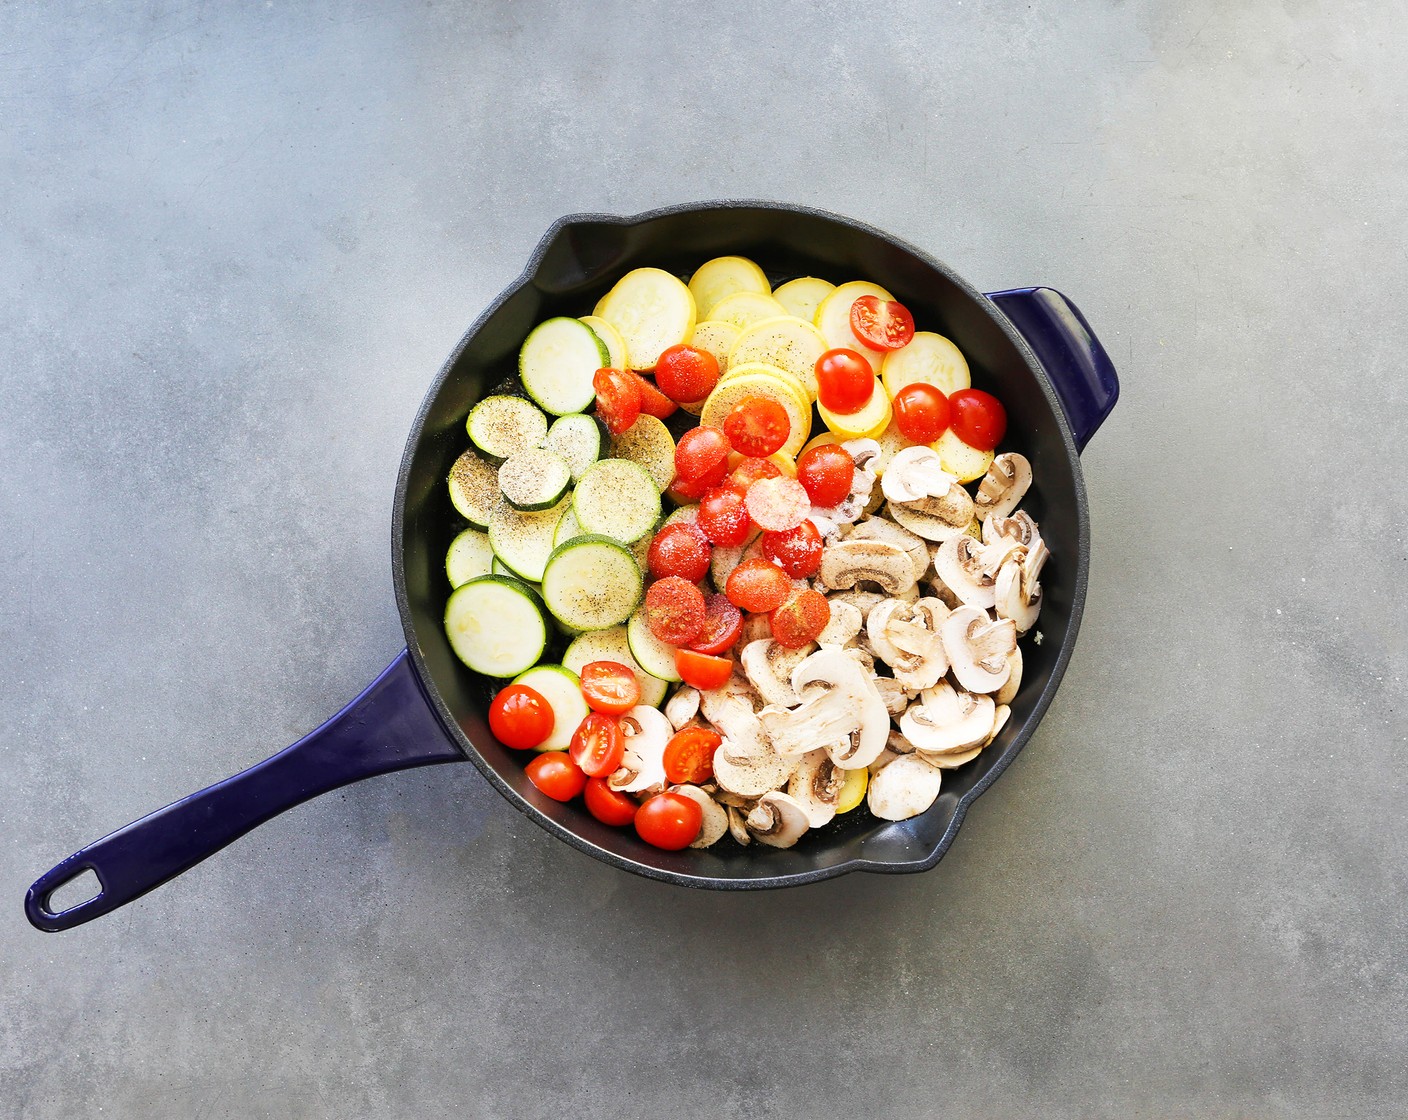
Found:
<box><xmin>393</xmin><ymin>202</ymin><xmax>1088</xmax><ymax>888</ymax></box>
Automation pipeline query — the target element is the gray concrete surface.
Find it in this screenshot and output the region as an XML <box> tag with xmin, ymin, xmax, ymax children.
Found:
<box><xmin>2</xmin><ymin>1</ymin><xmax>1405</xmax><ymax>1116</ymax></box>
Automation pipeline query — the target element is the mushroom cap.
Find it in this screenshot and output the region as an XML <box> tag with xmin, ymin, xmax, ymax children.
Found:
<box><xmin>711</xmin><ymin>740</ymin><xmax>798</xmax><ymax>797</ymax></box>
<box><xmin>746</xmin><ymin>791</ymin><xmax>812</xmax><ymax>848</ymax></box>
<box><xmin>740</xmin><ymin>639</ymin><xmax>813</xmax><ymax>708</ymax></box>
<box><xmin>699</xmin><ymin>675</ymin><xmax>768</xmax><ymax>757</ymax></box>
<box><xmin>974</xmin><ymin>452</ymin><xmax>1032</xmax><ymax>522</ymax></box>
<box><xmin>787</xmin><ymin>750</ymin><xmax>844</xmax><ymax>827</ymax></box>
<box><xmin>866</xmin><ymin>597</ymin><xmax>950</xmax><ymax>691</ymax></box>
<box><xmin>940</xmin><ymin>606</ymin><xmax>1016</xmax><ymax>694</ymax></box>
<box><xmin>818</xmin><ymin>539</ymin><xmax>918</xmax><ymax>596</ymax></box>
<box><xmin>726</xmin><ymin>804</ymin><xmax>752</xmax><ymax>845</ymax></box>
<box><xmin>844</xmin><ymin>515</ymin><xmax>930</xmax><ymax>584</ymax></box>
<box><xmin>758</xmin><ymin>646</ymin><xmax>889</xmax><ymax>770</ymax></box>
<box><xmin>874</xmin><ymin>676</ymin><xmax>911</xmax><ymax>716</ymax></box>
<box><xmin>899</xmin><ymin>681</ymin><xmax>997</xmax><ymax>754</ymax></box>
<box><xmin>609</xmin><ymin>705</ymin><xmax>672</xmax><ymax>792</ymax></box>
<box><xmin>671</xmin><ymin>784</ymin><xmax>729</xmax><ymax>848</ymax></box>
<box><xmin>880</xmin><ymin>445</ymin><xmax>956</xmax><ymax>504</ymax></box>
<box><xmin>984</xmin><ymin>509</ymin><xmax>1041</xmax><ymax>550</ymax></box>
<box><xmin>664</xmin><ymin>686</ymin><xmax>701</xmax><ymax>732</ymax></box>
<box><xmin>994</xmin><ymin>556</ymin><xmax>1041</xmax><ymax>635</ymax></box>
<box><xmin>867</xmin><ymin>754</ymin><xmax>945</xmax><ymax>821</ymax></box>
<box><xmin>886</xmin><ymin>483</ymin><xmax>976</xmax><ymax>542</ymax></box>
<box><xmin>815</xmin><ymin>597</ymin><xmax>863</xmax><ymax>647</ymax></box>
<box><xmin>933</xmin><ymin>535</ymin><xmax>998</xmax><ymax>610</ymax></box>
<box><xmin>995</xmin><ymin>645</ymin><xmax>1024</xmax><ymax>705</ymax></box>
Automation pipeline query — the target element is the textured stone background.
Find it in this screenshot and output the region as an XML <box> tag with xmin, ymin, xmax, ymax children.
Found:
<box><xmin>2</xmin><ymin>2</ymin><xmax>1405</xmax><ymax>1117</ymax></box>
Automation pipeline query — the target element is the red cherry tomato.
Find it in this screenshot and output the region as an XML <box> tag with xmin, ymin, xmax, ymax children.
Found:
<box><xmin>579</xmin><ymin>661</ymin><xmax>641</xmax><ymax>715</ymax></box>
<box><xmin>525</xmin><ymin>752</ymin><xmax>587</xmax><ymax>802</ymax></box>
<box><xmin>948</xmin><ymin>388</ymin><xmax>1008</xmax><ymax>451</ymax></box>
<box><xmin>647</xmin><ymin>523</ymin><xmax>711</xmax><ymax>582</ymax></box>
<box><xmin>892</xmin><ymin>383</ymin><xmax>951</xmax><ymax>443</ymax></box>
<box><xmin>635</xmin><ymin>791</ymin><xmax>703</xmax><ymax>850</ymax></box>
<box><xmin>726</xmin><ymin>456</ymin><xmax>783</xmax><ymax>497</ymax></box>
<box><xmin>488</xmin><ymin>684</ymin><xmax>555</xmax><ymax>750</ymax></box>
<box><xmin>675</xmin><ymin>648</ymin><xmax>733</xmax><ymax>691</ymax></box>
<box><xmin>795</xmin><ymin>444</ymin><xmax>854</xmax><ymax>507</ymax></box>
<box><xmin>568</xmin><ymin>711</ymin><xmax>626</xmax><ymax>776</ymax></box>
<box><xmin>643</xmin><ymin>576</ymin><xmax>706</xmax><ymax>645</ymax></box>
<box><xmin>815</xmin><ymin>349</ymin><xmax>875</xmax><ymax>414</ymax></box>
<box><xmin>654</xmin><ymin>344</ymin><xmax>720</xmax><ymax>404</ymax></box>
<box><xmin>665</xmin><ymin>459</ymin><xmax>728</xmax><ymax>503</ymax></box>
<box><xmin>745</xmin><ymin>476</ymin><xmax>810</xmax><ymax>531</ymax></box>
<box><xmin>662</xmin><ymin>727</ymin><xmax>721</xmax><ymax>784</ymax></box>
<box><xmin>723</xmin><ymin>396</ymin><xmax>790</xmax><ymax>458</ymax></box>
<box><xmin>689</xmin><ymin>593</ymin><xmax>744</xmax><ymax>655</ymax></box>
<box><xmin>696</xmin><ymin>486</ymin><xmax>752</xmax><ymax>547</ymax></box>
<box><xmin>770</xmin><ymin>588</ymin><xmax>831</xmax><ymax>649</ymax></box>
<box><xmin>584</xmin><ymin>777</ymin><xmax>638</xmax><ymax>826</ymax></box>
<box><xmin>674</xmin><ymin>426</ymin><xmax>731</xmax><ymax>483</ymax></box>
<box><xmin>592</xmin><ymin>368</ymin><xmax>641</xmax><ymax>435</ymax></box>
<box><xmin>761</xmin><ymin>521</ymin><xmax>823</xmax><ymax>578</ymax></box>
<box><xmin>629</xmin><ymin>371</ymin><xmax>678</xmax><ymax>419</ymax></box>
<box><xmin>849</xmin><ymin>295</ymin><xmax>916</xmax><ymax>351</ymax></box>
<box><xmin>725</xmin><ymin>557</ymin><xmax>791</xmax><ymax>613</ymax></box>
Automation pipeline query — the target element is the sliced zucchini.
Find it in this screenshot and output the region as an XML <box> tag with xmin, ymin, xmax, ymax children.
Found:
<box><xmin>553</xmin><ymin>506</ymin><xmax>585</xmax><ymax>547</ymax></box>
<box><xmin>544</xmin><ymin>413</ymin><xmax>607</xmax><ymax>482</ymax></box>
<box><xmin>772</xmin><ymin>276</ymin><xmax>836</xmax><ymax>324</ymax></box>
<box><xmin>498</xmin><ymin>447</ymin><xmax>572</xmax><ymax>511</ymax></box>
<box><xmin>468</xmin><ymin>395</ymin><xmax>549</xmax><ymax>462</ymax></box>
<box><xmin>626</xmin><ymin>609</ymin><xmax>683</xmax><ymax>682</ymax></box>
<box><xmin>448</xmin><ymin>450</ymin><xmax>502</xmax><ymax>529</ymax></box>
<box><xmin>511</xmin><ymin>664</ymin><xmax>590</xmax><ymax>752</ymax></box>
<box><xmin>579</xmin><ymin>315</ymin><xmax>630</xmax><ymax>370</ymax></box>
<box><xmin>610</xmin><ymin>415</ymin><xmax>675</xmax><ymax>492</ymax></box>
<box><xmin>709</xmin><ymin>525</ymin><xmax>760</xmax><ymax>590</ymax></box>
<box><xmin>563</xmin><ymin>627</ymin><xmax>668</xmax><ymax>708</ymax></box>
<box><xmin>541</xmin><ymin>534</ymin><xmax>644</xmax><ymax>631</ymax></box>
<box><xmin>660</xmin><ymin>504</ymin><xmax>700</xmax><ymax>531</ymax></box>
<box><xmin>488</xmin><ymin>495</ymin><xmax>572</xmax><ymax>583</ymax></box>
<box><xmin>728</xmin><ymin>315</ymin><xmax>828</xmax><ymax>401</ymax></box>
<box><xmin>687</xmin><ymin>256</ymin><xmax>770</xmax><ymax>320</ymax></box>
<box><xmin>444</xmin><ymin>575</ymin><xmax>548</xmax><ymax>678</ymax></box>
<box><xmin>814</xmin><ymin>280</ymin><xmax>895</xmax><ymax>375</ymax></box>
<box><xmin>880</xmin><ymin>331</ymin><xmax>972</xmax><ymax>399</ymax></box>
<box><xmin>518</xmin><ymin>316</ymin><xmax>610</xmax><ymax>416</ymax></box>
<box><xmin>572</xmin><ymin>459</ymin><xmax>661</xmax><ymax>544</ymax></box>
<box><xmin>596</xmin><ymin>268</ymin><xmax>696</xmax><ymax>370</ymax></box>
<box><xmin>629</xmin><ymin>533</ymin><xmax>652</xmax><ymax>572</ymax></box>
<box><xmin>446</xmin><ymin>528</ymin><xmax>494</xmax><ymax>588</ymax></box>
<box><xmin>709</xmin><ymin>290</ymin><xmax>789</xmax><ymax>331</ymax></box>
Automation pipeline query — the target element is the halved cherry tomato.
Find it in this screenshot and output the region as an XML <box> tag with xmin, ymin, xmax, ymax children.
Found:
<box><xmin>643</xmin><ymin>576</ymin><xmax>706</xmax><ymax>645</ymax></box>
<box><xmin>892</xmin><ymin>383</ymin><xmax>951</xmax><ymax>443</ymax></box>
<box><xmin>744</xmin><ymin>476</ymin><xmax>810</xmax><ymax>531</ymax></box>
<box><xmin>593</xmin><ymin>368</ymin><xmax>641</xmax><ymax>435</ymax></box>
<box><xmin>584</xmin><ymin>777</ymin><xmax>638</xmax><ymax>826</ymax></box>
<box><xmin>630</xmin><ymin>371</ymin><xmax>678</xmax><ymax>419</ymax></box>
<box><xmin>770</xmin><ymin>588</ymin><xmax>831</xmax><ymax>649</ymax></box>
<box><xmin>675</xmin><ymin>648</ymin><xmax>733</xmax><ymax>691</ymax></box>
<box><xmin>488</xmin><ymin>684</ymin><xmax>555</xmax><ymax>750</ymax></box>
<box><xmin>635</xmin><ymin>790</ymin><xmax>703</xmax><ymax>850</ymax></box>
<box><xmin>726</xmin><ymin>456</ymin><xmax>783</xmax><ymax>497</ymax></box>
<box><xmin>665</xmin><ymin>459</ymin><xmax>728</xmax><ymax>503</ymax></box>
<box><xmin>689</xmin><ymin>593</ymin><xmax>744</xmax><ymax>655</ymax></box>
<box><xmin>663</xmin><ymin>727</ymin><xmax>721</xmax><ymax>784</ymax></box>
<box><xmin>696</xmin><ymin>486</ymin><xmax>752</xmax><ymax>547</ymax></box>
<box><xmin>795</xmin><ymin>443</ymin><xmax>854</xmax><ymax>507</ymax></box>
<box><xmin>850</xmin><ymin>295</ymin><xmax>916</xmax><ymax>351</ymax></box>
<box><xmin>948</xmin><ymin>388</ymin><xmax>1007</xmax><ymax>451</ymax></box>
<box><xmin>568</xmin><ymin>711</ymin><xmax>626</xmax><ymax>776</ymax></box>
<box><xmin>674</xmin><ymin>426</ymin><xmax>731</xmax><ymax>483</ymax></box>
<box><xmin>723</xmin><ymin>396</ymin><xmax>790</xmax><ymax>458</ymax></box>
<box><xmin>579</xmin><ymin>661</ymin><xmax>641</xmax><ymax>715</ymax></box>
<box><xmin>725</xmin><ymin>557</ymin><xmax>791</xmax><ymax>613</ymax></box>
<box><xmin>654</xmin><ymin>344</ymin><xmax>720</xmax><ymax>403</ymax></box>
<box><xmin>815</xmin><ymin>349</ymin><xmax>875</xmax><ymax>414</ymax></box>
<box><xmin>761</xmin><ymin>521</ymin><xmax>823</xmax><ymax>578</ymax></box>
<box><xmin>525</xmin><ymin>752</ymin><xmax>587</xmax><ymax>802</ymax></box>
<box><xmin>647</xmin><ymin>523</ymin><xmax>711</xmax><ymax>582</ymax></box>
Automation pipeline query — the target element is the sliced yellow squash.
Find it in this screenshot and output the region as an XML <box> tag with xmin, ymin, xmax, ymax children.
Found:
<box><xmin>728</xmin><ymin>316</ymin><xmax>828</xmax><ymax>401</ymax></box>
<box><xmin>819</xmin><ymin>379</ymin><xmax>892</xmax><ymax>439</ymax></box>
<box><xmin>837</xmin><ymin>766</ymin><xmax>868</xmax><ymax>813</ymax></box>
<box><xmin>701</xmin><ymin>369</ymin><xmax>811</xmax><ymax>459</ymax></box>
<box><xmin>880</xmin><ymin>331</ymin><xmax>971</xmax><ymax>398</ymax></box>
<box><xmin>814</xmin><ymin>281</ymin><xmax>894</xmax><ymax>375</ymax></box>
<box><xmin>682</xmin><ymin>319</ymin><xmax>742</xmax><ymax>415</ymax></box>
<box><xmin>579</xmin><ymin>315</ymin><xmax>629</xmax><ymax>370</ymax></box>
<box><xmin>687</xmin><ymin>256</ymin><xmax>770</xmax><ymax>320</ymax></box>
<box><xmin>934</xmin><ymin>428</ymin><xmax>995</xmax><ymax>483</ymax></box>
<box><xmin>871</xmin><ymin>417</ymin><xmax>915</xmax><ymax>475</ymax></box>
<box><xmin>773</xmin><ymin>276</ymin><xmax>836</xmax><ymax>324</ymax></box>
<box><xmin>709</xmin><ymin>291</ymin><xmax>789</xmax><ymax>331</ymax></box>
<box><xmin>718</xmin><ymin>360</ymin><xmax>810</xmax><ymax>410</ymax></box>
<box><xmin>797</xmin><ymin>432</ymin><xmax>843</xmax><ymax>458</ymax></box>
<box><xmin>596</xmin><ymin>268</ymin><xmax>696</xmax><ymax>370</ymax></box>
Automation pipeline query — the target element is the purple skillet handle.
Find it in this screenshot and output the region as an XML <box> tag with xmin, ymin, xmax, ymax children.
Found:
<box><xmin>985</xmin><ymin>287</ymin><xmax>1120</xmax><ymax>451</ymax></box>
<box><xmin>25</xmin><ymin>649</ymin><xmax>461</xmax><ymax>933</ymax></box>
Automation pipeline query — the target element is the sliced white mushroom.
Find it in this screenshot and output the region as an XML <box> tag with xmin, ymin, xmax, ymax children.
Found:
<box><xmin>866</xmin><ymin>597</ymin><xmax>950</xmax><ymax>691</ymax></box>
<box><xmin>727</xmin><ymin>804</ymin><xmax>752</xmax><ymax>845</ymax></box>
<box><xmin>607</xmin><ymin>705</ymin><xmax>672</xmax><ymax>793</ymax></box>
<box><xmin>815</xmin><ymin>598</ymin><xmax>863</xmax><ymax>647</ymax></box>
<box><xmin>875</xmin><ymin>676</ymin><xmax>910</xmax><ymax>716</ymax></box>
<box><xmin>818</xmin><ymin>539</ymin><xmax>918</xmax><ymax>596</ymax></box>
<box><xmin>974</xmin><ymin>452</ymin><xmax>1032</xmax><ymax>522</ymax></box>
<box><xmin>740</xmin><ymin>640</ymin><xmax>813</xmax><ymax>708</ymax></box>
<box><xmin>984</xmin><ymin>704</ymin><xmax>1011</xmax><ymax>747</ymax></box>
<box><xmin>880</xmin><ymin>445</ymin><xmax>956</xmax><ymax>504</ymax></box>
<box><xmin>827</xmin><ymin>587</ymin><xmax>887</xmax><ymax>623</ymax></box>
<box><xmin>940</xmin><ymin>606</ymin><xmax>1017</xmax><ymax>694</ymax></box>
<box><xmin>711</xmin><ymin>740</ymin><xmax>798</xmax><ymax>797</ymax></box>
<box><xmin>758</xmin><ymin>647</ymin><xmax>889</xmax><ymax>769</ymax></box>
<box><xmin>932</xmin><ymin>535</ymin><xmax>1002</xmax><ymax>610</ymax></box>
<box><xmin>900</xmin><ymin>681</ymin><xmax>996</xmax><ymax>755</ymax></box>
<box><xmin>867</xmin><ymin>754</ymin><xmax>945</xmax><ymax>821</ymax></box>
<box><xmin>664</xmin><ymin>686</ymin><xmax>701</xmax><ymax>732</ymax></box>
<box><xmin>746</xmin><ymin>791</ymin><xmax>812</xmax><ymax>848</ymax></box>
<box><xmin>671</xmin><ymin>784</ymin><xmax>729</xmax><ymax>848</ymax></box>
<box><xmin>844</xmin><ymin>516</ymin><xmax>929</xmax><ymax>584</ymax></box>
<box><xmin>787</xmin><ymin>750</ymin><xmax>844</xmax><ymax>827</ymax></box>
<box><xmin>926</xmin><ymin>744</ymin><xmax>984</xmax><ymax>769</ymax></box>
<box><xmin>886</xmin><ymin>483</ymin><xmax>976</xmax><ymax>542</ymax></box>
<box><xmin>984</xmin><ymin>509</ymin><xmax>1041</xmax><ymax>550</ymax></box>
<box><xmin>699</xmin><ymin>677</ymin><xmax>769</xmax><ymax>758</ymax></box>
<box><xmin>995</xmin><ymin>645</ymin><xmax>1023</xmax><ymax>705</ymax></box>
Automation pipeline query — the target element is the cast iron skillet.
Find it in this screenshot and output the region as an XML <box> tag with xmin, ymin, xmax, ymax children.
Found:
<box><xmin>26</xmin><ymin>201</ymin><xmax>1118</xmax><ymax>932</ymax></box>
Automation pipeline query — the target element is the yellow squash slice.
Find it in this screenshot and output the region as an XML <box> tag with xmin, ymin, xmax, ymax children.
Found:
<box><xmin>596</xmin><ymin>268</ymin><xmax>696</xmax><ymax>370</ymax></box>
<box><xmin>819</xmin><ymin>378</ymin><xmax>892</xmax><ymax>440</ymax></box>
<box><xmin>681</xmin><ymin>319</ymin><xmax>742</xmax><ymax>415</ymax></box>
<box><xmin>772</xmin><ymin>276</ymin><xmax>836</xmax><ymax>324</ymax></box>
<box><xmin>728</xmin><ymin>316</ymin><xmax>828</xmax><ymax>401</ymax></box>
<box><xmin>579</xmin><ymin>315</ymin><xmax>629</xmax><ymax>370</ymax></box>
<box><xmin>709</xmin><ymin>291</ymin><xmax>789</xmax><ymax>331</ymax></box>
<box><xmin>880</xmin><ymin>331</ymin><xmax>971</xmax><ymax>399</ymax></box>
<box><xmin>701</xmin><ymin>366</ymin><xmax>811</xmax><ymax>459</ymax></box>
<box><xmin>933</xmin><ymin>428</ymin><xmax>995</xmax><ymax>483</ymax></box>
<box><xmin>814</xmin><ymin>281</ymin><xmax>895</xmax><ymax>375</ymax></box>
<box><xmin>687</xmin><ymin>256</ymin><xmax>770</xmax><ymax>320</ymax></box>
